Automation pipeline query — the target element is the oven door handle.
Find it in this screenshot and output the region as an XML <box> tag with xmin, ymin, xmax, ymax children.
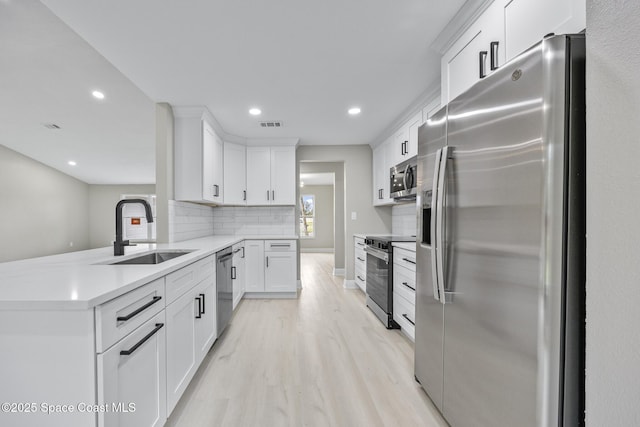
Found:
<box><xmin>364</xmin><ymin>246</ymin><xmax>389</xmax><ymax>263</ymax></box>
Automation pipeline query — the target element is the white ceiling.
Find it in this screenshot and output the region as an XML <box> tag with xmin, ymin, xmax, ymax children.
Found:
<box><xmin>0</xmin><ymin>1</ymin><xmax>156</xmax><ymax>184</ymax></box>
<box><xmin>1</xmin><ymin>0</ymin><xmax>468</xmax><ymax>184</ymax></box>
<box><xmin>300</xmin><ymin>173</ymin><xmax>334</xmax><ymax>187</ymax></box>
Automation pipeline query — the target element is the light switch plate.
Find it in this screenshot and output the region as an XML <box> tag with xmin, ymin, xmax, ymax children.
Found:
<box><xmin>351</xmin><ymin>212</ymin><xmax>357</xmax><ymax>220</ymax></box>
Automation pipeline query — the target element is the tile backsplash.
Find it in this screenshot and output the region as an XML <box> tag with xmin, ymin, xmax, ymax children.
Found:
<box><xmin>212</xmin><ymin>206</ymin><xmax>296</xmax><ymax>236</ymax></box>
<box><xmin>392</xmin><ymin>203</ymin><xmax>417</xmax><ymax>236</ymax></box>
<box><xmin>168</xmin><ymin>201</ymin><xmax>296</xmax><ymax>242</ymax></box>
<box><xmin>168</xmin><ymin>200</ymin><xmax>215</xmax><ymax>242</ymax></box>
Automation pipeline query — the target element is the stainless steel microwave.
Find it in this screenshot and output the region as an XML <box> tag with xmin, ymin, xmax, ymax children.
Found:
<box><xmin>390</xmin><ymin>156</ymin><xmax>417</xmax><ymax>200</ymax></box>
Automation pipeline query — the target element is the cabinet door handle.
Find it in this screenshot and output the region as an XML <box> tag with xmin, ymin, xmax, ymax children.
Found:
<box><xmin>402</xmin><ymin>281</ymin><xmax>416</xmax><ymax>291</ymax></box>
<box><xmin>402</xmin><ymin>257</ymin><xmax>416</xmax><ymax>265</ymax></box>
<box><xmin>117</xmin><ymin>296</ymin><xmax>162</xmax><ymax>322</ymax></box>
<box><xmin>214</xmin><ymin>184</ymin><xmax>219</xmax><ymax>197</ymax></box>
<box><xmin>243</xmin><ymin>190</ymin><xmax>246</xmax><ymax>201</ymax></box>
<box><xmin>242</xmin><ymin>247</ymin><xmax>245</xmax><ymax>258</ymax></box>
<box><xmin>272</xmin><ymin>190</ymin><xmax>275</xmax><ymax>201</ymax></box>
<box><xmin>378</xmin><ymin>189</ymin><xmax>383</xmax><ymax>200</ymax></box>
<box><xmin>200</xmin><ymin>293</ymin><xmax>205</xmax><ymax>314</ymax></box>
<box><xmin>357</xmin><ymin>257</ymin><xmax>365</xmax><ymax>262</ymax></box>
<box><xmin>357</xmin><ymin>275</ymin><xmax>365</xmax><ymax>282</ymax></box>
<box><xmin>231</xmin><ymin>266</ymin><xmax>236</xmax><ymax>280</ymax></box>
<box><xmin>402</xmin><ymin>314</ymin><xmax>415</xmax><ymax>326</ymax></box>
<box><xmin>266</xmin><ymin>256</ymin><xmax>269</xmax><ymax>268</ymax></box>
<box><xmin>479</xmin><ymin>51</ymin><xmax>488</xmax><ymax>79</ymax></box>
<box><xmin>490</xmin><ymin>41</ymin><xmax>499</xmax><ymax>71</ymax></box>
<box><xmin>120</xmin><ymin>323</ymin><xmax>164</xmax><ymax>356</ymax></box>
<box><xmin>267</xmin><ymin>190</ymin><xmax>270</xmax><ymax>201</ymax></box>
<box><xmin>195</xmin><ymin>295</ymin><xmax>203</xmax><ymax>318</ymax></box>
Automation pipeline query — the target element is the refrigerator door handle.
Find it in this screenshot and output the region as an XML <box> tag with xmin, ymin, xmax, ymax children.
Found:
<box><xmin>435</xmin><ymin>146</ymin><xmax>450</xmax><ymax>304</ymax></box>
<box><xmin>431</xmin><ymin>148</ymin><xmax>443</xmax><ymax>302</ymax></box>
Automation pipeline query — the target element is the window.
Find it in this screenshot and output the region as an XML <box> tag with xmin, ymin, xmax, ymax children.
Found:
<box><xmin>299</xmin><ymin>194</ymin><xmax>315</xmax><ymax>238</ymax></box>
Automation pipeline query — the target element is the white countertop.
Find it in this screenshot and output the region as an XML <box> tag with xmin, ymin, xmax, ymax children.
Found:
<box><xmin>0</xmin><ymin>235</ymin><xmax>297</xmax><ymax>310</ymax></box>
<box><xmin>392</xmin><ymin>241</ymin><xmax>417</xmax><ymax>251</ymax></box>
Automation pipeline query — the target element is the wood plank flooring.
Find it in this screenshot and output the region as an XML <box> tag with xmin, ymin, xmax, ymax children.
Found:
<box><xmin>165</xmin><ymin>253</ymin><xmax>447</xmax><ymax>427</ymax></box>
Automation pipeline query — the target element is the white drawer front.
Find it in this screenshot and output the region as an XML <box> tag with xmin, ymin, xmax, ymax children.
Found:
<box><xmin>393</xmin><ymin>264</ymin><xmax>416</xmax><ymax>304</ymax></box>
<box><xmin>394</xmin><ymin>247</ymin><xmax>417</xmax><ymax>272</ymax></box>
<box><xmin>166</xmin><ymin>256</ymin><xmax>214</xmax><ymax>304</ymax></box>
<box><xmin>264</xmin><ymin>240</ymin><xmax>297</xmax><ymax>251</ymax></box>
<box><xmin>393</xmin><ymin>292</ymin><xmax>415</xmax><ymax>342</ymax></box>
<box><xmin>96</xmin><ymin>278</ymin><xmax>165</xmax><ymax>353</ymax></box>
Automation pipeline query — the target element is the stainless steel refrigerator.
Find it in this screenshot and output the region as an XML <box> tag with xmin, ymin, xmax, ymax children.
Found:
<box><xmin>415</xmin><ymin>34</ymin><xmax>585</xmax><ymax>427</ymax></box>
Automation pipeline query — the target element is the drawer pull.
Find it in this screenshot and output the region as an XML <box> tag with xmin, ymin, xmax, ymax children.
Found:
<box><xmin>357</xmin><ymin>242</ymin><xmax>364</xmax><ymax>246</ymax></box>
<box><xmin>357</xmin><ymin>257</ymin><xmax>365</xmax><ymax>262</ymax></box>
<box><xmin>270</xmin><ymin>243</ymin><xmax>291</xmax><ymax>248</ymax></box>
<box><xmin>120</xmin><ymin>323</ymin><xmax>164</xmax><ymax>356</ymax></box>
<box><xmin>402</xmin><ymin>258</ymin><xmax>416</xmax><ymax>265</ymax></box>
<box><xmin>402</xmin><ymin>314</ymin><xmax>415</xmax><ymax>326</ymax></box>
<box><xmin>231</xmin><ymin>266</ymin><xmax>237</xmax><ymax>280</ymax></box>
<box><xmin>357</xmin><ymin>275</ymin><xmax>365</xmax><ymax>282</ymax></box>
<box><xmin>117</xmin><ymin>296</ymin><xmax>162</xmax><ymax>322</ymax></box>
<box><xmin>402</xmin><ymin>282</ymin><xmax>416</xmax><ymax>291</ymax></box>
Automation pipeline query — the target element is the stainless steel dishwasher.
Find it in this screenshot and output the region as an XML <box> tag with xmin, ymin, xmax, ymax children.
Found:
<box><xmin>216</xmin><ymin>247</ymin><xmax>233</xmax><ymax>337</ymax></box>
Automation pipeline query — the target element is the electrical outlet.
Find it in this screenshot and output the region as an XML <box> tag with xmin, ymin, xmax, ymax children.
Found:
<box><xmin>351</xmin><ymin>212</ymin><xmax>357</xmax><ymax>220</ymax></box>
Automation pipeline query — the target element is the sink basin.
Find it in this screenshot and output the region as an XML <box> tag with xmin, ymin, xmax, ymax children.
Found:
<box><xmin>111</xmin><ymin>250</ymin><xmax>193</xmax><ymax>265</ymax></box>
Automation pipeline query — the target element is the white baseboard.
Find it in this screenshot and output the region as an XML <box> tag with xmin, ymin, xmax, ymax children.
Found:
<box><xmin>343</xmin><ymin>279</ymin><xmax>358</xmax><ymax>289</ymax></box>
<box><xmin>333</xmin><ymin>268</ymin><xmax>345</xmax><ymax>277</ymax></box>
<box><xmin>300</xmin><ymin>248</ymin><xmax>335</xmax><ymax>253</ymax></box>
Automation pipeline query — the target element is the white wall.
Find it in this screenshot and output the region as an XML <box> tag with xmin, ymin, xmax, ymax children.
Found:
<box><xmin>0</xmin><ymin>144</ymin><xmax>90</xmax><ymax>262</ymax></box>
<box><xmin>585</xmin><ymin>1</ymin><xmax>640</xmax><ymax>425</ymax></box>
<box><xmin>297</xmin><ymin>146</ymin><xmax>391</xmax><ymax>280</ymax></box>
<box><xmin>155</xmin><ymin>103</ymin><xmax>174</xmax><ymax>243</ymax></box>
<box><xmin>88</xmin><ymin>184</ymin><xmax>156</xmax><ymax>248</ymax></box>
<box><xmin>300</xmin><ymin>185</ymin><xmax>334</xmax><ymax>251</ymax></box>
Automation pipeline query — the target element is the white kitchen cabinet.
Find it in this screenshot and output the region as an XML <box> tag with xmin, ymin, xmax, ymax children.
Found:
<box><xmin>390</xmin><ymin>111</ymin><xmax>422</xmax><ymax>166</ymax></box>
<box><xmin>165</xmin><ymin>256</ymin><xmax>216</xmax><ymax>415</ymax></box>
<box><xmin>405</xmin><ymin>112</ymin><xmax>422</xmax><ymax>160</ymax></box>
<box><xmin>232</xmin><ymin>242</ymin><xmax>246</xmax><ymax>309</ymax></box>
<box><xmin>354</xmin><ymin>236</ymin><xmax>367</xmax><ymax>292</ymax></box>
<box><xmin>244</xmin><ymin>240</ymin><xmax>297</xmax><ymax>296</ymax></box>
<box><xmin>265</xmin><ymin>252</ymin><xmax>296</xmax><ymax>293</ymax></box>
<box><xmin>174</xmin><ymin>107</ymin><xmax>224</xmax><ymax>203</ymax></box>
<box><xmin>97</xmin><ymin>311</ymin><xmax>166</xmax><ymax>427</ymax></box>
<box><xmin>502</xmin><ymin>0</ymin><xmax>586</xmax><ymax>62</ymax></box>
<box><xmin>246</xmin><ymin>146</ymin><xmax>296</xmax><ymax>205</ymax></box>
<box><xmin>165</xmin><ymin>285</ymin><xmax>197</xmax><ymax>414</ymax></box>
<box><xmin>392</xmin><ymin>245</ymin><xmax>417</xmax><ymax>342</ymax></box>
<box><xmin>244</xmin><ymin>240</ymin><xmax>265</xmax><ymax>292</ymax></box>
<box><xmin>372</xmin><ymin>141</ymin><xmax>394</xmax><ymax>206</ymax></box>
<box><xmin>441</xmin><ymin>0</ymin><xmax>586</xmax><ymax>103</ymax></box>
<box><xmin>270</xmin><ymin>146</ymin><xmax>296</xmax><ymax>205</ymax></box>
<box><xmin>441</xmin><ymin>1</ymin><xmax>504</xmax><ymax>103</ymax></box>
<box><xmin>223</xmin><ymin>141</ymin><xmax>247</xmax><ymax>205</ymax></box>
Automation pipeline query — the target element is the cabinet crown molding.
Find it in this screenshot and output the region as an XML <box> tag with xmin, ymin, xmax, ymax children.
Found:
<box><xmin>430</xmin><ymin>0</ymin><xmax>495</xmax><ymax>55</ymax></box>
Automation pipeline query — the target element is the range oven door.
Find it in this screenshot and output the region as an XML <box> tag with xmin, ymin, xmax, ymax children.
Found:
<box><xmin>364</xmin><ymin>245</ymin><xmax>391</xmax><ymax>314</ymax></box>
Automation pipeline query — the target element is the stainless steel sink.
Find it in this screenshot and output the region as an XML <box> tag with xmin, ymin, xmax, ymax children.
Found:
<box><xmin>111</xmin><ymin>250</ymin><xmax>193</xmax><ymax>265</ymax></box>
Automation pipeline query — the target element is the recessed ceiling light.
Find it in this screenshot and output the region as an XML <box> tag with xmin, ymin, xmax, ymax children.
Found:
<box><xmin>92</xmin><ymin>90</ymin><xmax>105</xmax><ymax>100</ymax></box>
<box><xmin>68</xmin><ymin>160</ymin><xmax>77</xmax><ymax>166</ymax></box>
<box><xmin>249</xmin><ymin>108</ymin><xmax>262</xmax><ymax>116</ymax></box>
<box><xmin>348</xmin><ymin>107</ymin><xmax>361</xmax><ymax>115</ymax></box>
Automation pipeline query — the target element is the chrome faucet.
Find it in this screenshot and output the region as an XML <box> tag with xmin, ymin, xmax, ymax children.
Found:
<box><xmin>114</xmin><ymin>199</ymin><xmax>154</xmax><ymax>256</ymax></box>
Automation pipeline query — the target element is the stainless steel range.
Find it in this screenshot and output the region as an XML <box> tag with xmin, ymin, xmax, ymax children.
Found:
<box><xmin>364</xmin><ymin>235</ymin><xmax>415</xmax><ymax>328</ymax></box>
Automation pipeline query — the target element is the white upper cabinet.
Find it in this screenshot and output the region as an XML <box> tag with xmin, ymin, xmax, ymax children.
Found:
<box><xmin>502</xmin><ymin>0</ymin><xmax>586</xmax><ymax>62</ymax></box>
<box><xmin>246</xmin><ymin>146</ymin><xmax>296</xmax><ymax>206</ymax></box>
<box><xmin>174</xmin><ymin>107</ymin><xmax>224</xmax><ymax>203</ymax></box>
<box><xmin>441</xmin><ymin>0</ymin><xmax>586</xmax><ymax>103</ymax></box>
<box><xmin>391</xmin><ymin>111</ymin><xmax>422</xmax><ymax>166</ymax></box>
<box><xmin>223</xmin><ymin>141</ymin><xmax>247</xmax><ymax>205</ymax></box>
<box><xmin>442</xmin><ymin>2</ymin><xmax>505</xmax><ymax>103</ymax></box>
<box><xmin>270</xmin><ymin>146</ymin><xmax>296</xmax><ymax>205</ymax></box>
<box><xmin>372</xmin><ymin>139</ymin><xmax>395</xmax><ymax>206</ymax></box>
<box><xmin>405</xmin><ymin>112</ymin><xmax>422</xmax><ymax>160</ymax></box>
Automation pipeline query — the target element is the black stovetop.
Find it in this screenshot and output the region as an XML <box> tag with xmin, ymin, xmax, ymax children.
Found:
<box><xmin>364</xmin><ymin>235</ymin><xmax>416</xmax><ymax>251</ymax></box>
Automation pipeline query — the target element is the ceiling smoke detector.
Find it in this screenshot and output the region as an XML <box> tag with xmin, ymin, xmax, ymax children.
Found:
<box><xmin>259</xmin><ymin>121</ymin><xmax>283</xmax><ymax>128</ymax></box>
<box><xmin>43</xmin><ymin>123</ymin><xmax>61</xmax><ymax>129</ymax></box>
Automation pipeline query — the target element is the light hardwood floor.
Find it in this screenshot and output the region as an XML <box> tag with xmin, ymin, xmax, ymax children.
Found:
<box><xmin>165</xmin><ymin>253</ymin><xmax>447</xmax><ymax>427</ymax></box>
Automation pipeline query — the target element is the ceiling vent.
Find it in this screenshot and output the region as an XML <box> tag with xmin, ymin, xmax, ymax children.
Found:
<box><xmin>259</xmin><ymin>121</ymin><xmax>283</xmax><ymax>128</ymax></box>
<box><xmin>43</xmin><ymin>123</ymin><xmax>61</xmax><ymax>130</ymax></box>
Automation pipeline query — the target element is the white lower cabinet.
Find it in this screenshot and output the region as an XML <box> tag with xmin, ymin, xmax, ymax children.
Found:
<box><xmin>97</xmin><ymin>311</ymin><xmax>166</xmax><ymax>427</ymax></box>
<box><xmin>232</xmin><ymin>242</ymin><xmax>246</xmax><ymax>309</ymax></box>
<box><xmin>244</xmin><ymin>240</ymin><xmax>297</xmax><ymax>296</ymax></box>
<box><xmin>354</xmin><ymin>236</ymin><xmax>367</xmax><ymax>292</ymax></box>
<box><xmin>166</xmin><ymin>269</ymin><xmax>216</xmax><ymax>414</ymax></box>
<box><xmin>393</xmin><ymin>246</ymin><xmax>417</xmax><ymax>342</ymax></box>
